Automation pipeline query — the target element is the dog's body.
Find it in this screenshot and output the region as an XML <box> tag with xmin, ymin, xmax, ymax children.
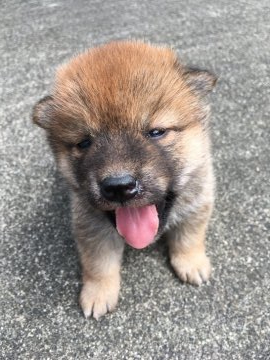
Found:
<box><xmin>33</xmin><ymin>41</ymin><xmax>216</xmax><ymax>319</ymax></box>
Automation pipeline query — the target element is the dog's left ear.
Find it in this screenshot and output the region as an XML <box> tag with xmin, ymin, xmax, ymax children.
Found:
<box><xmin>183</xmin><ymin>68</ymin><xmax>217</xmax><ymax>97</ymax></box>
<box><xmin>32</xmin><ymin>95</ymin><xmax>54</xmax><ymax>130</ymax></box>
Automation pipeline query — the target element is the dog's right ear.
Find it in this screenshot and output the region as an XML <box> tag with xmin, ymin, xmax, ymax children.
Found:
<box><xmin>32</xmin><ymin>95</ymin><xmax>54</xmax><ymax>129</ymax></box>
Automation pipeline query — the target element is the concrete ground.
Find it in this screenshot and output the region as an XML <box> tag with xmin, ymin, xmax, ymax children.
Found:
<box><xmin>1</xmin><ymin>0</ymin><xmax>269</xmax><ymax>359</ymax></box>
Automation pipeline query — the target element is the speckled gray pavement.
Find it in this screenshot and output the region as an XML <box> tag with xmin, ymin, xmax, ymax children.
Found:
<box><xmin>1</xmin><ymin>1</ymin><xmax>270</xmax><ymax>359</ymax></box>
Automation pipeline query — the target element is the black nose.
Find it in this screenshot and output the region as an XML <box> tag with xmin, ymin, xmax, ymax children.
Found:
<box><xmin>100</xmin><ymin>175</ymin><xmax>138</xmax><ymax>202</ymax></box>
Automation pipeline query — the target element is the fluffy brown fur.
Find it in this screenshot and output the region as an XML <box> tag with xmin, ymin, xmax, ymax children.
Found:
<box><xmin>33</xmin><ymin>41</ymin><xmax>217</xmax><ymax>319</ymax></box>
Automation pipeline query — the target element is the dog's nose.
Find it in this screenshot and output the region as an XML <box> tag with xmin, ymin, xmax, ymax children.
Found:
<box><xmin>101</xmin><ymin>175</ymin><xmax>138</xmax><ymax>202</ymax></box>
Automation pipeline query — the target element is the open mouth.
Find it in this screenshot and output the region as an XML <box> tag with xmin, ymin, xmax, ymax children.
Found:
<box><xmin>105</xmin><ymin>191</ymin><xmax>175</xmax><ymax>249</ymax></box>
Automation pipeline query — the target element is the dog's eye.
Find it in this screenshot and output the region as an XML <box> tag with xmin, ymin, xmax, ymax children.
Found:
<box><xmin>77</xmin><ymin>138</ymin><xmax>91</xmax><ymax>149</ymax></box>
<box><xmin>147</xmin><ymin>129</ymin><xmax>166</xmax><ymax>139</ymax></box>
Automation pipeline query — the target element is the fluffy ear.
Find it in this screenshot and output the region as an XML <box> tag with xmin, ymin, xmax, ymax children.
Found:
<box><xmin>183</xmin><ymin>68</ymin><xmax>217</xmax><ymax>97</ymax></box>
<box><xmin>32</xmin><ymin>95</ymin><xmax>54</xmax><ymax>129</ymax></box>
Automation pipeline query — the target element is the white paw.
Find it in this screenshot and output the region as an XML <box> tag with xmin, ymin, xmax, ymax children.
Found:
<box><xmin>80</xmin><ymin>276</ymin><xmax>120</xmax><ymax>320</ymax></box>
<box><xmin>171</xmin><ymin>252</ymin><xmax>211</xmax><ymax>286</ymax></box>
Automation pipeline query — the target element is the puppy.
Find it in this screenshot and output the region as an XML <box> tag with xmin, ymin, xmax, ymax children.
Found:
<box><xmin>33</xmin><ymin>41</ymin><xmax>216</xmax><ymax>319</ymax></box>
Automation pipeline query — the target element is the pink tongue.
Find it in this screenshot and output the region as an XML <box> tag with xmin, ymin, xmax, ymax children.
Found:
<box><xmin>116</xmin><ymin>205</ymin><xmax>159</xmax><ymax>249</ymax></box>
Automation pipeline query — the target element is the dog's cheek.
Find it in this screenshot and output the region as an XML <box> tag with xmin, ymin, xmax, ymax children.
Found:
<box><xmin>57</xmin><ymin>152</ymin><xmax>80</xmax><ymax>189</ymax></box>
<box><xmin>177</xmin><ymin>125</ymin><xmax>209</xmax><ymax>187</ymax></box>
<box><xmin>139</xmin><ymin>143</ymin><xmax>178</xmax><ymax>199</ymax></box>
<box><xmin>72</xmin><ymin>152</ymin><xmax>103</xmax><ymax>203</ymax></box>
<box><xmin>140</xmin><ymin>163</ymin><xmax>170</xmax><ymax>194</ymax></box>
<box><xmin>182</xmin><ymin>127</ymin><xmax>208</xmax><ymax>165</ymax></box>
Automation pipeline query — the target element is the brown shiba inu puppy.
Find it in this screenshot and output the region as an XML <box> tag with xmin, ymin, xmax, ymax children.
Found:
<box><xmin>33</xmin><ymin>41</ymin><xmax>216</xmax><ymax>319</ymax></box>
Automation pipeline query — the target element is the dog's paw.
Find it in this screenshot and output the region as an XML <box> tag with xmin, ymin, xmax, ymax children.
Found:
<box><xmin>171</xmin><ymin>251</ymin><xmax>211</xmax><ymax>286</ymax></box>
<box><xmin>80</xmin><ymin>276</ymin><xmax>120</xmax><ymax>320</ymax></box>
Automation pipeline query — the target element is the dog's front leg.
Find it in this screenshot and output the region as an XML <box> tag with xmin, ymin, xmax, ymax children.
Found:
<box><xmin>77</xmin><ymin>233</ymin><xmax>124</xmax><ymax>320</ymax></box>
<box><xmin>73</xmin><ymin>207</ymin><xmax>124</xmax><ymax>320</ymax></box>
<box><xmin>168</xmin><ymin>204</ymin><xmax>212</xmax><ymax>286</ymax></box>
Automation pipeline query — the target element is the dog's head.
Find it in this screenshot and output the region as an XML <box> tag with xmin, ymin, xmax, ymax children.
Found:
<box><xmin>33</xmin><ymin>41</ymin><xmax>216</xmax><ymax>248</ymax></box>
